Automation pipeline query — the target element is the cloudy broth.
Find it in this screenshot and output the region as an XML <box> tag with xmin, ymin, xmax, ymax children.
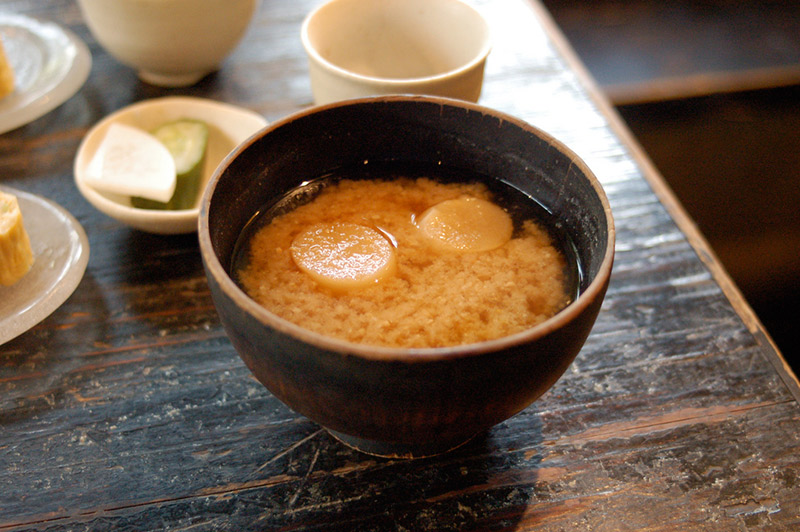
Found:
<box><xmin>232</xmin><ymin>162</ymin><xmax>581</xmax><ymax>348</ymax></box>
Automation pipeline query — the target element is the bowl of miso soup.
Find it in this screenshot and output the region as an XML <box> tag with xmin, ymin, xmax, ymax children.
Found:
<box><xmin>198</xmin><ymin>95</ymin><xmax>615</xmax><ymax>458</ymax></box>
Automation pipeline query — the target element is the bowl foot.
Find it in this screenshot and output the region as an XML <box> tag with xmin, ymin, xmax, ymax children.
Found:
<box><xmin>327</xmin><ymin>429</ymin><xmax>477</xmax><ymax>459</ymax></box>
<box><xmin>138</xmin><ymin>69</ymin><xmax>211</xmax><ymax>88</ymax></box>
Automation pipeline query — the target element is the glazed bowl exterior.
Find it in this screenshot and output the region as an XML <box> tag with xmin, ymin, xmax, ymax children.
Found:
<box><xmin>77</xmin><ymin>0</ymin><xmax>258</xmax><ymax>87</ymax></box>
<box><xmin>301</xmin><ymin>0</ymin><xmax>491</xmax><ymax>104</ymax></box>
<box><xmin>199</xmin><ymin>96</ymin><xmax>614</xmax><ymax>458</ymax></box>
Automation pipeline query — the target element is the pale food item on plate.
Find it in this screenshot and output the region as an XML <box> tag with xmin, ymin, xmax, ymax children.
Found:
<box><xmin>0</xmin><ymin>190</ymin><xmax>34</xmax><ymax>286</ymax></box>
<box><xmin>131</xmin><ymin>119</ymin><xmax>209</xmax><ymax>210</ymax></box>
<box><xmin>84</xmin><ymin>122</ymin><xmax>177</xmax><ymax>203</ymax></box>
<box><xmin>0</xmin><ymin>36</ymin><xmax>14</xmax><ymax>99</ymax></box>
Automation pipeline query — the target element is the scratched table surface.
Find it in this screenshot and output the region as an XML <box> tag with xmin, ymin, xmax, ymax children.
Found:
<box><xmin>2</xmin><ymin>0</ymin><xmax>799</xmax><ymax>530</ymax></box>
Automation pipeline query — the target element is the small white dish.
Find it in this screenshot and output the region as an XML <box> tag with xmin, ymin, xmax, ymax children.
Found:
<box><xmin>74</xmin><ymin>96</ymin><xmax>267</xmax><ymax>234</ymax></box>
<box><xmin>0</xmin><ymin>185</ymin><xmax>90</xmax><ymax>346</ymax></box>
<box><xmin>0</xmin><ymin>13</ymin><xmax>92</xmax><ymax>134</ymax></box>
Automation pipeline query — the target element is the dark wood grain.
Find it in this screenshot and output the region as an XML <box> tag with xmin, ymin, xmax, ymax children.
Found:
<box><xmin>1</xmin><ymin>0</ymin><xmax>799</xmax><ymax>530</ymax></box>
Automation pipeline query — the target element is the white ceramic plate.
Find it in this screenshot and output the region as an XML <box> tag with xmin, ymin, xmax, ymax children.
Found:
<box><xmin>74</xmin><ymin>96</ymin><xmax>268</xmax><ymax>234</ymax></box>
<box><xmin>0</xmin><ymin>186</ymin><xmax>90</xmax><ymax>345</ymax></box>
<box><xmin>0</xmin><ymin>13</ymin><xmax>92</xmax><ymax>134</ymax></box>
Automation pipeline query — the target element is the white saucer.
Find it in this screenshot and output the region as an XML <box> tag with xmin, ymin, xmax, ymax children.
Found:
<box><xmin>0</xmin><ymin>13</ymin><xmax>91</xmax><ymax>134</ymax></box>
<box><xmin>74</xmin><ymin>96</ymin><xmax>268</xmax><ymax>234</ymax></box>
<box><xmin>0</xmin><ymin>185</ymin><xmax>90</xmax><ymax>345</ymax></box>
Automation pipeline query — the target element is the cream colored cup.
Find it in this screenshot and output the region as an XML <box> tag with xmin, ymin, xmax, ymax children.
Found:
<box><xmin>77</xmin><ymin>0</ymin><xmax>258</xmax><ymax>87</ymax></box>
<box><xmin>301</xmin><ymin>0</ymin><xmax>491</xmax><ymax>105</ymax></box>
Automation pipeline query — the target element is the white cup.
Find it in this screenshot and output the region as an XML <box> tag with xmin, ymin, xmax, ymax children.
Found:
<box><xmin>77</xmin><ymin>0</ymin><xmax>259</xmax><ymax>87</ymax></box>
<box><xmin>301</xmin><ymin>0</ymin><xmax>491</xmax><ymax>105</ymax></box>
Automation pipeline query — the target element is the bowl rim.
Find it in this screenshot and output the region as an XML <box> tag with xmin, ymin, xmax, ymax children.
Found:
<box><xmin>199</xmin><ymin>95</ymin><xmax>615</xmax><ymax>361</ymax></box>
<box><xmin>300</xmin><ymin>0</ymin><xmax>492</xmax><ymax>86</ymax></box>
<box><xmin>73</xmin><ymin>95</ymin><xmax>267</xmax><ymax>234</ymax></box>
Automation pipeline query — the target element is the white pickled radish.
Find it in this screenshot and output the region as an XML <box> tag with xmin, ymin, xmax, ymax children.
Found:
<box><xmin>84</xmin><ymin>123</ymin><xmax>177</xmax><ymax>202</ymax></box>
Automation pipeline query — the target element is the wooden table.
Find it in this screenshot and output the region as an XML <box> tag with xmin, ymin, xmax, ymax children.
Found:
<box><xmin>2</xmin><ymin>0</ymin><xmax>799</xmax><ymax>530</ymax></box>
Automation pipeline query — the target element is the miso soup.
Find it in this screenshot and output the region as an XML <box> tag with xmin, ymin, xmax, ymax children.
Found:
<box><xmin>232</xmin><ymin>163</ymin><xmax>580</xmax><ymax>348</ymax></box>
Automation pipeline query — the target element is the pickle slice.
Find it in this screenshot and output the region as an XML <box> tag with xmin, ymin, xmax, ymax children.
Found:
<box><xmin>132</xmin><ymin>119</ymin><xmax>209</xmax><ymax>210</ymax></box>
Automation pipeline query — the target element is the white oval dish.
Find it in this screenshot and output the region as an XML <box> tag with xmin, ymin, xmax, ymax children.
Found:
<box><xmin>74</xmin><ymin>96</ymin><xmax>267</xmax><ymax>234</ymax></box>
<box><xmin>0</xmin><ymin>185</ymin><xmax>89</xmax><ymax>345</ymax></box>
<box><xmin>0</xmin><ymin>13</ymin><xmax>92</xmax><ymax>134</ymax></box>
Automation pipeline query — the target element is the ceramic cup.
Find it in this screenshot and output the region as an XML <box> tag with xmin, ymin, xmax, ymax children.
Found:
<box><xmin>77</xmin><ymin>0</ymin><xmax>259</xmax><ymax>87</ymax></box>
<box><xmin>301</xmin><ymin>0</ymin><xmax>491</xmax><ymax>104</ymax></box>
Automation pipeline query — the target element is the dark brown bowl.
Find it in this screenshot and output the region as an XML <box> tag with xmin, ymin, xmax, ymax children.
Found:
<box><xmin>198</xmin><ymin>96</ymin><xmax>614</xmax><ymax>458</ymax></box>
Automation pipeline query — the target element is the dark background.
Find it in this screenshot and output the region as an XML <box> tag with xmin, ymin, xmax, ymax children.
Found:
<box><xmin>542</xmin><ymin>0</ymin><xmax>800</xmax><ymax>370</ymax></box>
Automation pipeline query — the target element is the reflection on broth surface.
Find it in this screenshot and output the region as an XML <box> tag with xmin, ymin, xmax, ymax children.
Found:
<box><xmin>233</xmin><ymin>165</ymin><xmax>579</xmax><ymax>348</ymax></box>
